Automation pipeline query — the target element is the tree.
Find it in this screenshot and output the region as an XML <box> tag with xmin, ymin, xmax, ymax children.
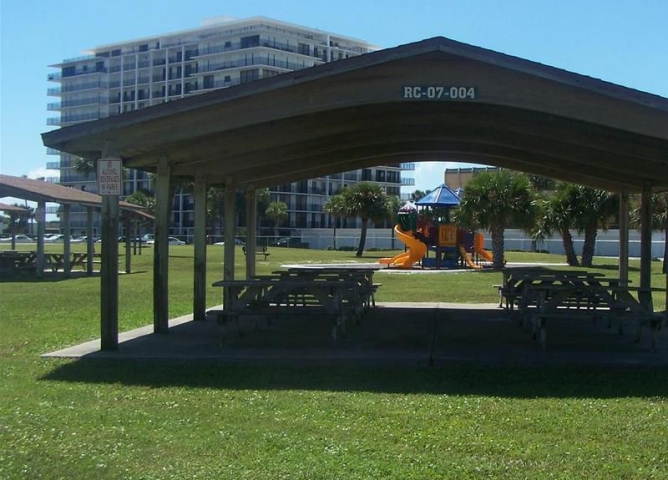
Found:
<box><xmin>567</xmin><ymin>185</ymin><xmax>618</xmax><ymax>268</ymax></box>
<box><xmin>324</xmin><ymin>194</ymin><xmax>348</xmax><ymax>250</ymax></box>
<box><xmin>265</xmin><ymin>201</ymin><xmax>288</xmax><ymax>240</ymax></box>
<box><xmin>72</xmin><ymin>157</ymin><xmax>96</xmax><ymax>179</ymax></box>
<box><xmin>536</xmin><ymin>191</ymin><xmax>580</xmax><ymax>266</ymax></box>
<box><xmin>455</xmin><ymin>171</ymin><xmax>537</xmax><ymax>269</ymax></box>
<box><xmin>327</xmin><ymin>182</ymin><xmax>391</xmax><ymax>257</ymax></box>
<box><xmin>410</xmin><ymin>189</ymin><xmax>431</xmax><ymax>202</ymax></box>
<box><xmin>526</xmin><ymin>174</ymin><xmax>556</xmax><ymax>252</ymax></box>
<box><xmin>125</xmin><ymin>189</ymin><xmax>156</xmax><ymax>216</ymax></box>
<box><xmin>630</xmin><ymin>191</ymin><xmax>668</xmax><ymax>274</ymax></box>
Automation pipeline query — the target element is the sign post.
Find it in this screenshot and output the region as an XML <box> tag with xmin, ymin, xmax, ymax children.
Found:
<box><xmin>98</xmin><ymin>157</ymin><xmax>121</xmax><ymax>351</ymax></box>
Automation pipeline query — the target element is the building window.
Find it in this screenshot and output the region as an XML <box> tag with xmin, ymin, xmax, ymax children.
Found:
<box><xmin>240</xmin><ymin>35</ymin><xmax>259</xmax><ymax>48</ymax></box>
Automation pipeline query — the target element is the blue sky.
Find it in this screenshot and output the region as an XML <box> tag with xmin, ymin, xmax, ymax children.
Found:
<box><xmin>1</xmin><ymin>0</ymin><xmax>667</xmax><ymax>193</ymax></box>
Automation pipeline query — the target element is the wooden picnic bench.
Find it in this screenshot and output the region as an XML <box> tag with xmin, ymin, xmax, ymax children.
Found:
<box><xmin>242</xmin><ymin>245</ymin><xmax>270</xmax><ymax>261</ymax></box>
<box><xmin>0</xmin><ymin>251</ymin><xmax>36</xmax><ymax>275</ymax></box>
<box><xmin>495</xmin><ymin>268</ymin><xmax>606</xmax><ymax>311</ymax></box>
<box><xmin>522</xmin><ymin>279</ymin><xmax>666</xmax><ymax>351</ymax></box>
<box><xmin>211</xmin><ymin>275</ymin><xmax>359</xmax><ymax>342</ymax></box>
<box><xmin>44</xmin><ymin>252</ymin><xmax>89</xmax><ymax>272</ymax></box>
<box><xmin>280</xmin><ymin>265</ymin><xmax>382</xmax><ymax>314</ymax></box>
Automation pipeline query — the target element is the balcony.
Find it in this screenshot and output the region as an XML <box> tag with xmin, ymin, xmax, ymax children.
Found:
<box><xmin>401</xmin><ymin>177</ymin><xmax>416</xmax><ymax>186</ymax></box>
<box><xmin>46</xmin><ymin>162</ymin><xmax>60</xmax><ymax>169</ymax></box>
<box><xmin>195</xmin><ymin>56</ymin><xmax>313</xmax><ymax>75</ymax></box>
<box><xmin>51</xmin><ymin>97</ymin><xmax>107</xmax><ymax>110</ymax></box>
<box><xmin>193</xmin><ymin>37</ymin><xmax>327</xmax><ymax>62</ymax></box>
<box><xmin>47</xmin><ymin>112</ymin><xmax>102</xmax><ymax>126</ymax></box>
<box><xmin>47</xmin><ymin>66</ymin><xmax>107</xmax><ymax>81</ymax></box>
<box><xmin>48</xmin><ymin>81</ymin><xmax>108</xmax><ymax>96</ymax></box>
<box><xmin>401</xmin><ymin>162</ymin><xmax>416</xmax><ymax>171</ymax></box>
<box><xmin>46</xmin><ymin>149</ymin><xmax>61</xmax><ymax>156</ymax></box>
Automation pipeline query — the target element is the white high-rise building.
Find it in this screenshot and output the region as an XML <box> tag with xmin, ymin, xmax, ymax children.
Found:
<box><xmin>47</xmin><ymin>16</ymin><xmax>412</xmax><ymax>239</ymax></box>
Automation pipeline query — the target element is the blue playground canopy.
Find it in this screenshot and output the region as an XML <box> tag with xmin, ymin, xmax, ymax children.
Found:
<box><xmin>415</xmin><ymin>184</ymin><xmax>461</xmax><ymax>207</ymax></box>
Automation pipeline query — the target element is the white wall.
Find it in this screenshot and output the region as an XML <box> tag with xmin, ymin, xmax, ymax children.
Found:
<box><xmin>293</xmin><ymin>227</ymin><xmax>666</xmax><ymax>259</ymax></box>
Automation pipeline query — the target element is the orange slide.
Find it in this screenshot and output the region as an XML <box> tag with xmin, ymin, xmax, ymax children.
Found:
<box><xmin>458</xmin><ymin>246</ymin><xmax>482</xmax><ymax>269</ymax></box>
<box><xmin>473</xmin><ymin>233</ymin><xmax>493</xmax><ymax>262</ymax></box>
<box><xmin>379</xmin><ymin>225</ymin><xmax>428</xmax><ymax>268</ymax></box>
<box><xmin>475</xmin><ymin>246</ymin><xmax>493</xmax><ymax>262</ymax></box>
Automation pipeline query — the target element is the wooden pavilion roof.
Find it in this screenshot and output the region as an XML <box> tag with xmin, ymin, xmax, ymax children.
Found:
<box><xmin>41</xmin><ymin>36</ymin><xmax>668</xmax><ymax>192</ymax></box>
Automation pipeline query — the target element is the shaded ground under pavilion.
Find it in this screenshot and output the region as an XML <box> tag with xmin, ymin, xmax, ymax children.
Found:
<box><xmin>41</xmin><ymin>36</ymin><xmax>668</xmax><ymax>351</ymax></box>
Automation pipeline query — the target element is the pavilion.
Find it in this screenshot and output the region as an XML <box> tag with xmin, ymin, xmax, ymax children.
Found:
<box><xmin>0</xmin><ymin>174</ymin><xmax>149</xmax><ymax>277</ymax></box>
<box><xmin>41</xmin><ymin>36</ymin><xmax>668</xmax><ymax>350</ymax></box>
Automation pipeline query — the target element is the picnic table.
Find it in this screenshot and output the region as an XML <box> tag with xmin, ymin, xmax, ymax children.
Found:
<box><xmin>211</xmin><ymin>274</ymin><xmax>361</xmax><ymax>342</ymax></box>
<box><xmin>279</xmin><ymin>264</ymin><xmax>382</xmax><ymax>313</ymax></box>
<box><xmin>496</xmin><ymin>267</ymin><xmax>606</xmax><ymax>311</ymax></box>
<box><xmin>501</xmin><ymin>268</ymin><xmax>666</xmax><ymax>350</ymax></box>
<box><xmin>44</xmin><ymin>252</ymin><xmax>89</xmax><ymax>272</ymax></box>
<box><xmin>0</xmin><ymin>250</ymin><xmax>36</xmax><ymax>275</ymax></box>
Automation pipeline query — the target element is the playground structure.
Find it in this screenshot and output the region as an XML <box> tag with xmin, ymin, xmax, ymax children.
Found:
<box><xmin>379</xmin><ymin>184</ymin><xmax>494</xmax><ymax>270</ymax></box>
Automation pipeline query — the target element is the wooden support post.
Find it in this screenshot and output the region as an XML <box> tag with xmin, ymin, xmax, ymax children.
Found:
<box><xmin>154</xmin><ymin>155</ymin><xmax>171</xmax><ymax>334</ymax></box>
<box><xmin>245</xmin><ymin>184</ymin><xmax>257</xmax><ymax>279</ymax></box>
<box><xmin>639</xmin><ymin>180</ymin><xmax>653</xmax><ymax>310</ymax></box>
<box><xmin>35</xmin><ymin>201</ymin><xmax>46</xmax><ymax>279</ymax></box>
<box><xmin>86</xmin><ymin>206</ymin><xmax>94</xmax><ymax>275</ymax></box>
<box><xmin>618</xmin><ymin>187</ymin><xmax>629</xmax><ymax>284</ymax></box>
<box><xmin>193</xmin><ymin>167</ymin><xmax>207</xmax><ymax>321</ymax></box>
<box><xmin>62</xmin><ymin>204</ymin><xmax>71</xmax><ymax>277</ymax></box>
<box><xmin>223</xmin><ymin>177</ymin><xmax>236</xmax><ymax>307</ymax></box>
<box><xmin>224</xmin><ymin>177</ymin><xmax>237</xmax><ymax>275</ymax></box>
<box><xmin>124</xmin><ymin>214</ymin><xmax>132</xmax><ymax>274</ymax></box>
<box><xmin>100</xmin><ymin>191</ymin><xmax>120</xmax><ymax>351</ymax></box>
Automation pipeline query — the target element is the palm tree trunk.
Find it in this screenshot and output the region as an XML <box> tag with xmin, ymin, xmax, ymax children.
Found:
<box><xmin>490</xmin><ymin>225</ymin><xmax>505</xmax><ymax>270</ymax></box>
<box><xmin>356</xmin><ymin>218</ymin><xmax>368</xmax><ymax>257</ymax></box>
<box><xmin>561</xmin><ymin>227</ymin><xmax>579</xmax><ymax>266</ymax></box>
<box><xmin>581</xmin><ymin>223</ymin><xmax>598</xmax><ymax>267</ymax></box>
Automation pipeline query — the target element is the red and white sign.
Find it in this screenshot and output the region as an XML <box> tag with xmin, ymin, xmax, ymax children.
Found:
<box><xmin>97</xmin><ymin>158</ymin><xmax>122</xmax><ymax>196</ymax></box>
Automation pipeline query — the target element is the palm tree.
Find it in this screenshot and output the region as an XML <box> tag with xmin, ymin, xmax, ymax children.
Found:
<box><xmin>536</xmin><ymin>191</ymin><xmax>580</xmax><ymax>266</ymax></box>
<box><xmin>324</xmin><ymin>194</ymin><xmax>348</xmax><ymax>250</ymax></box>
<box><xmin>410</xmin><ymin>189</ymin><xmax>431</xmax><ymax>202</ymax></box>
<box><xmin>630</xmin><ymin>191</ymin><xmax>668</xmax><ymax>274</ymax></box>
<box><xmin>72</xmin><ymin>157</ymin><xmax>96</xmax><ymax>179</ymax></box>
<box><xmin>560</xmin><ymin>184</ymin><xmax>617</xmax><ymax>267</ymax></box>
<box><xmin>455</xmin><ymin>170</ymin><xmax>537</xmax><ymax>269</ymax></box>
<box><xmin>330</xmin><ymin>182</ymin><xmax>391</xmax><ymax>257</ymax></box>
<box><xmin>265</xmin><ymin>201</ymin><xmax>288</xmax><ymax>240</ymax></box>
<box><xmin>526</xmin><ymin>174</ymin><xmax>556</xmax><ymax>252</ymax></box>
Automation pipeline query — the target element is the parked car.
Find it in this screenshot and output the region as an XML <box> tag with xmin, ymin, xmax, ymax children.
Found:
<box><xmin>44</xmin><ymin>234</ymin><xmax>83</xmax><ymax>243</ymax></box>
<box><xmin>0</xmin><ymin>234</ymin><xmax>33</xmax><ymax>243</ymax></box>
<box><xmin>141</xmin><ymin>234</ymin><xmax>154</xmax><ymax>243</ymax></box>
<box><xmin>270</xmin><ymin>237</ymin><xmax>309</xmax><ymax>248</ymax></box>
<box><xmin>146</xmin><ymin>237</ymin><xmax>185</xmax><ymax>245</ymax></box>
<box><xmin>213</xmin><ymin>238</ymin><xmax>245</xmax><ymax>246</ymax></box>
<box><xmin>118</xmin><ymin>236</ymin><xmax>145</xmax><ymax>244</ymax></box>
<box><xmin>77</xmin><ymin>236</ymin><xmax>99</xmax><ymax>243</ymax></box>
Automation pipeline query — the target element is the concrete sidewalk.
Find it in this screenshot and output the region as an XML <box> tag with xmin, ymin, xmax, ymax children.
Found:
<box><xmin>42</xmin><ymin>302</ymin><xmax>668</xmax><ymax>367</ymax></box>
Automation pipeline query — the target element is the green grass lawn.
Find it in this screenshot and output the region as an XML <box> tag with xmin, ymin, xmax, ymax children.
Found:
<box><xmin>1</xmin><ymin>246</ymin><xmax>667</xmax><ymax>479</ymax></box>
